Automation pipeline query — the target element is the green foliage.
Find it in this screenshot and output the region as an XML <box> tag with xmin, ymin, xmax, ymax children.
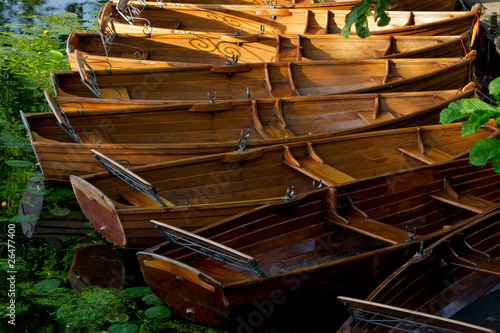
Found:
<box><xmin>144</xmin><ymin>305</ymin><xmax>172</xmax><ymax>320</ymax></box>
<box><xmin>109</xmin><ymin>322</ymin><xmax>139</xmax><ymax>333</ymax></box>
<box><xmin>469</xmin><ymin>139</ymin><xmax>500</xmax><ymax>172</ymax></box>
<box><xmin>142</xmin><ymin>293</ymin><xmax>163</xmax><ymax>306</ymax></box>
<box><xmin>122</xmin><ymin>286</ymin><xmax>153</xmax><ymax>298</ymax></box>
<box><xmin>55</xmin><ymin>287</ymin><xmax>127</xmax><ymax>330</ymax></box>
<box><xmin>33</xmin><ymin>279</ymin><xmax>61</xmax><ymax>292</ymax></box>
<box><xmin>341</xmin><ymin>0</ymin><xmax>391</xmax><ymax>38</ymax></box>
<box><xmin>440</xmin><ymin>77</ymin><xmax>500</xmax><ymax>170</ymax></box>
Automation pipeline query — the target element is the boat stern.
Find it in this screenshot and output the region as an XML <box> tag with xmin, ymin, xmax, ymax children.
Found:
<box><xmin>137</xmin><ymin>251</ymin><xmax>230</xmax><ymax>326</ymax></box>
<box><xmin>70</xmin><ymin>175</ymin><xmax>127</xmax><ymax>246</ymax></box>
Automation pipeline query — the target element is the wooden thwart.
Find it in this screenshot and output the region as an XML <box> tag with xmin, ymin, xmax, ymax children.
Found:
<box><xmin>444</xmin><ymin>239</ymin><xmax>500</xmax><ymax>277</ymax></box>
<box><xmin>330</xmin><ymin>213</ymin><xmax>415</xmax><ymax>245</ymax></box>
<box><xmin>283</xmin><ymin>144</ymin><xmax>356</xmax><ymax>186</ymax></box>
<box><xmin>430</xmin><ymin>193</ymin><xmax>497</xmax><ymax>213</ymax></box>
<box><xmin>398</xmin><ymin>146</ymin><xmax>453</xmax><ymax>164</ymax></box>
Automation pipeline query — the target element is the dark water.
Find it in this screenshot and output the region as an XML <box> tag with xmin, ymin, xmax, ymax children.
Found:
<box><xmin>0</xmin><ymin>0</ymin><xmax>102</xmax><ymax>27</ymax></box>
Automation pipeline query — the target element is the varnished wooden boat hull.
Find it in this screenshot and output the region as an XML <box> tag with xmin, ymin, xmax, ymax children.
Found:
<box><xmin>66</xmin><ymin>30</ymin><xmax>471</xmax><ymax>70</ymax></box>
<box><xmin>125</xmin><ymin>0</ymin><xmax>459</xmax><ymax>10</ymax></box>
<box><xmin>338</xmin><ymin>204</ymin><xmax>500</xmax><ymax>332</ymax></box>
<box><xmin>53</xmin><ymin>53</ymin><xmax>476</xmax><ymax>110</ymax></box>
<box><xmin>24</xmin><ymin>87</ymin><xmax>476</xmax><ymax>181</ymax></box>
<box><xmin>137</xmin><ymin>159</ymin><xmax>500</xmax><ymax>327</ymax></box>
<box><xmin>69</xmin><ymin>126</ymin><xmax>500</xmax><ymax>247</ymax></box>
<box><xmin>102</xmin><ymin>1</ymin><xmax>478</xmax><ymax>37</ymax></box>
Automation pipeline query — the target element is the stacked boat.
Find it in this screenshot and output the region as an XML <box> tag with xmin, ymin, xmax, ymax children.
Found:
<box><xmin>22</xmin><ymin>0</ymin><xmax>500</xmax><ymax>330</ymax></box>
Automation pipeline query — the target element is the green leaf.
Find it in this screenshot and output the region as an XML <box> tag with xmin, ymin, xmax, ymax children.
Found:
<box><xmin>489</xmin><ymin>77</ymin><xmax>500</xmax><ymax>101</ymax></box>
<box><xmin>121</xmin><ymin>286</ymin><xmax>152</xmax><ymax>298</ymax></box>
<box><xmin>439</xmin><ymin>100</ymin><xmax>468</xmax><ymax>124</ymax></box>
<box><xmin>462</xmin><ymin>110</ymin><xmax>494</xmax><ymax>136</ymax></box>
<box><xmin>341</xmin><ymin>0</ymin><xmax>372</xmax><ymax>38</ymax></box>
<box><xmin>26</xmin><ymin>186</ymin><xmax>50</xmax><ymax>196</ymax></box>
<box><xmin>105</xmin><ymin>312</ymin><xmax>129</xmax><ymax>323</ymax></box>
<box><xmin>373</xmin><ymin>0</ymin><xmax>391</xmax><ymax>26</ymax></box>
<box><xmin>5</xmin><ymin>160</ymin><xmax>34</xmax><ymax>168</ymax></box>
<box><xmin>144</xmin><ymin>305</ymin><xmax>171</xmax><ymax>319</ymax></box>
<box><xmin>142</xmin><ymin>293</ymin><xmax>163</xmax><ymax>306</ymax></box>
<box><xmin>469</xmin><ymin>138</ymin><xmax>500</xmax><ymax>167</ymax></box>
<box><xmin>461</xmin><ymin>98</ymin><xmax>499</xmax><ymax>113</ymax></box>
<box><xmin>33</xmin><ymin>279</ymin><xmax>60</xmax><ymax>292</ymax></box>
<box><xmin>8</xmin><ymin>214</ymin><xmax>39</xmax><ymax>223</ymax></box>
<box><xmin>42</xmin><ymin>50</ymin><xmax>64</xmax><ymax>59</ymax></box>
<box><xmin>50</xmin><ymin>207</ymin><xmax>71</xmax><ymax>216</ymax></box>
<box><xmin>108</xmin><ymin>322</ymin><xmax>138</xmax><ymax>333</ymax></box>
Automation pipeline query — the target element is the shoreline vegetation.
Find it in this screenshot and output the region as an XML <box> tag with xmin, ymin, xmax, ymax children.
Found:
<box><xmin>0</xmin><ymin>7</ymin><xmax>230</xmax><ymax>333</ymax></box>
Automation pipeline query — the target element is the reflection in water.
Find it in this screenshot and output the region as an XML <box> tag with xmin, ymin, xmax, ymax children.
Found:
<box><xmin>0</xmin><ymin>0</ymin><xmax>102</xmax><ymax>27</ymax></box>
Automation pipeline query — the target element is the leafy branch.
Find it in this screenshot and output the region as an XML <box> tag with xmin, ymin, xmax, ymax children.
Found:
<box><xmin>341</xmin><ymin>0</ymin><xmax>391</xmax><ymax>38</ymax></box>
<box><xmin>440</xmin><ymin>77</ymin><xmax>500</xmax><ymax>171</ymax></box>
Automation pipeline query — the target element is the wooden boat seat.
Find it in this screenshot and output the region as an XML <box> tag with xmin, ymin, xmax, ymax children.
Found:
<box><xmin>283</xmin><ymin>145</ymin><xmax>356</xmax><ymax>186</ymax></box>
<box><xmin>357</xmin><ymin>111</ymin><xmax>396</xmax><ymax>125</ymax></box>
<box><xmin>429</xmin><ymin>191</ymin><xmax>496</xmax><ymax>214</ymax></box>
<box><xmin>121</xmin><ymin>190</ymin><xmax>175</xmax><ymax>207</ymax></box>
<box><xmin>443</xmin><ymin>239</ymin><xmax>500</xmax><ymax>277</ymax></box>
<box><xmin>397</xmin><ymin>146</ymin><xmax>453</xmax><ymax>164</ymax></box>
<box><xmin>331</xmin><ymin>213</ymin><xmax>416</xmax><ymax>245</ymax></box>
<box><xmin>77</xmin><ymin>129</ymin><xmax>112</xmax><ymax>144</ymax></box>
<box><xmin>262</xmin><ymin>122</ymin><xmax>295</xmax><ymax>139</ymax></box>
<box><xmin>372</xmin><ymin>36</ymin><xmax>395</xmax><ymax>58</ymax></box>
<box><xmin>152</xmin><ymin>20</ymin><xmax>181</xmax><ymax>29</ymax></box>
<box><xmin>255</xmin><ymin>8</ymin><xmax>291</xmax><ymax>16</ymax></box>
<box><xmin>120</xmin><ymin>51</ymin><xmax>149</xmax><ymax>60</ymax></box>
<box><xmin>429</xmin><ymin>175</ymin><xmax>497</xmax><ymax>213</ymax></box>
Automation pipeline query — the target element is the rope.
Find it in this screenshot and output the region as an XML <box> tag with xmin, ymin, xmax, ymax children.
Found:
<box><xmin>457</xmin><ymin>35</ymin><xmax>468</xmax><ymax>56</ymax></box>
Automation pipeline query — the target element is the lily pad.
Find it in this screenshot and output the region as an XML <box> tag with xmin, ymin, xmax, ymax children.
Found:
<box><xmin>8</xmin><ymin>214</ymin><xmax>39</xmax><ymax>223</ymax></box>
<box><xmin>26</xmin><ymin>186</ymin><xmax>50</xmax><ymax>196</ymax></box>
<box><xmin>50</xmin><ymin>207</ymin><xmax>70</xmax><ymax>216</ymax></box>
<box><xmin>142</xmin><ymin>293</ymin><xmax>163</xmax><ymax>306</ymax></box>
<box><xmin>105</xmin><ymin>312</ymin><xmax>129</xmax><ymax>323</ymax></box>
<box><xmin>33</xmin><ymin>279</ymin><xmax>60</xmax><ymax>292</ymax></box>
<box><xmin>5</xmin><ymin>160</ymin><xmax>34</xmax><ymax>168</ymax></box>
<box><xmin>121</xmin><ymin>286</ymin><xmax>152</xmax><ymax>298</ymax></box>
<box><xmin>108</xmin><ymin>323</ymin><xmax>138</xmax><ymax>333</ymax></box>
<box><xmin>144</xmin><ymin>305</ymin><xmax>171</xmax><ymax>319</ymax></box>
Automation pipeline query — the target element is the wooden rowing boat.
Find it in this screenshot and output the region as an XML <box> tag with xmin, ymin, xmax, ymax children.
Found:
<box><xmin>23</xmin><ymin>85</ymin><xmax>475</xmax><ymax>181</ymax></box>
<box><xmin>67</xmin><ymin>27</ymin><xmax>471</xmax><ymax>70</ymax></box>
<box><xmin>52</xmin><ymin>49</ymin><xmax>476</xmax><ymax>110</ymax></box>
<box><xmin>121</xmin><ymin>0</ymin><xmax>459</xmax><ymax>11</ymax></box>
<box><xmin>136</xmin><ymin>158</ymin><xmax>500</xmax><ymax>327</ymax></box>
<box><xmin>337</xmin><ymin>203</ymin><xmax>500</xmax><ymax>333</ymax></box>
<box><xmin>102</xmin><ymin>0</ymin><xmax>479</xmax><ymax>37</ymax></box>
<box><xmin>69</xmin><ymin>125</ymin><xmax>500</xmax><ymax>247</ymax></box>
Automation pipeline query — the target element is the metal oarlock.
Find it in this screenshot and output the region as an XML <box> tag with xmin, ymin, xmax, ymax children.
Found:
<box><xmin>234</xmin><ymin>25</ymin><xmax>243</xmax><ymax>36</ymax></box>
<box><xmin>313</xmin><ymin>179</ymin><xmax>323</xmax><ymax>189</ymax></box>
<box><xmin>405</xmin><ymin>225</ymin><xmax>417</xmax><ymax>241</ymax></box>
<box><xmin>225</xmin><ymin>54</ymin><xmax>239</xmax><ymax>65</ymax></box>
<box><xmin>238</xmin><ymin>129</ymin><xmax>250</xmax><ymax>152</ymax></box>
<box><xmin>283</xmin><ymin>186</ymin><xmax>295</xmax><ymax>201</ymax></box>
<box><xmin>207</xmin><ymin>91</ymin><xmax>217</xmax><ymax>103</ymax></box>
